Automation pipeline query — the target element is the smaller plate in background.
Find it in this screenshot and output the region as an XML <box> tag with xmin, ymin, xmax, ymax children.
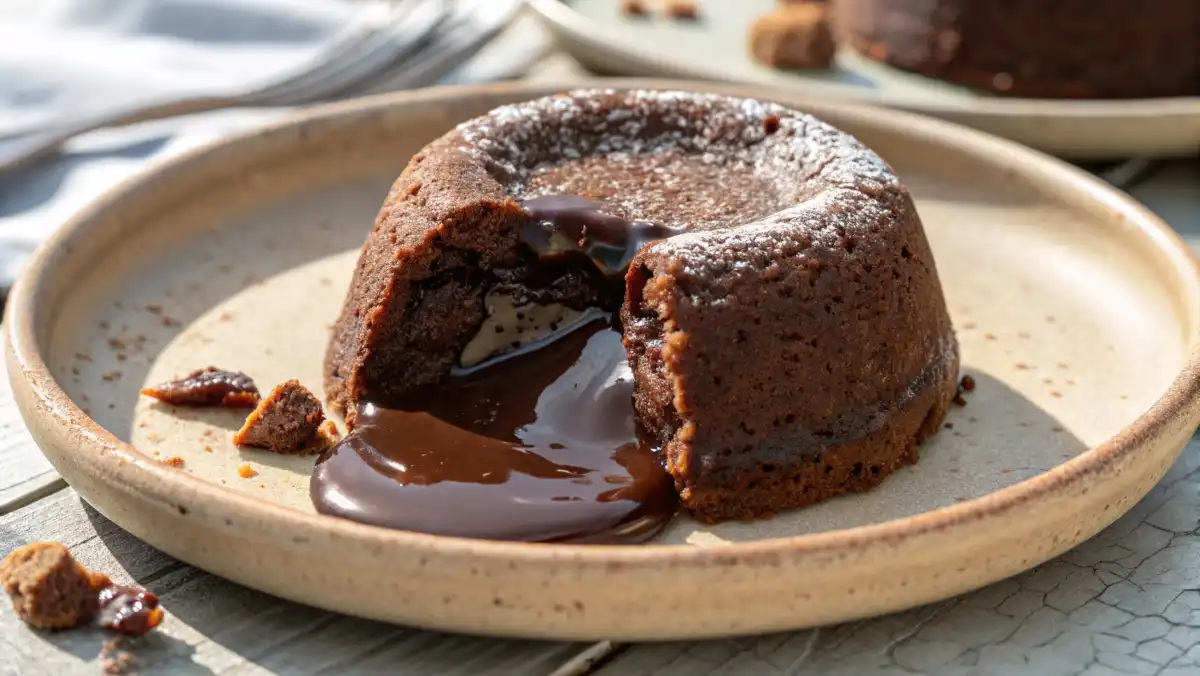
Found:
<box><xmin>527</xmin><ymin>0</ymin><xmax>1200</xmax><ymax>159</ymax></box>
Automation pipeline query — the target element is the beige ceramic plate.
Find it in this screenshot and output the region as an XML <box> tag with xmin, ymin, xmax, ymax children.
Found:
<box><xmin>527</xmin><ymin>0</ymin><xmax>1200</xmax><ymax>159</ymax></box>
<box><xmin>7</xmin><ymin>79</ymin><xmax>1200</xmax><ymax>641</ymax></box>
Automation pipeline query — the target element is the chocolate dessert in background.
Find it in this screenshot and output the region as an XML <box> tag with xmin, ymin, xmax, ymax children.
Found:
<box><xmin>833</xmin><ymin>0</ymin><xmax>1200</xmax><ymax>99</ymax></box>
<box><xmin>320</xmin><ymin>89</ymin><xmax>959</xmax><ymax>539</ymax></box>
<box><xmin>750</xmin><ymin>1</ymin><xmax>837</xmax><ymax>70</ymax></box>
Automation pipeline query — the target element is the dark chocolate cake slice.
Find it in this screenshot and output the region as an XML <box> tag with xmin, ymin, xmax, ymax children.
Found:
<box><xmin>324</xmin><ymin>89</ymin><xmax>960</xmax><ymax>524</ymax></box>
<box><xmin>834</xmin><ymin>0</ymin><xmax>1200</xmax><ymax>99</ymax></box>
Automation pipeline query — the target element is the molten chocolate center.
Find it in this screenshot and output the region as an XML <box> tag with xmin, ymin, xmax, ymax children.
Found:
<box><xmin>311</xmin><ymin>320</ymin><xmax>677</xmax><ymax>542</ymax></box>
<box><xmin>310</xmin><ymin>196</ymin><xmax>685</xmax><ymax>543</ymax></box>
<box><xmin>520</xmin><ymin>195</ymin><xmax>685</xmax><ymax>277</ymax></box>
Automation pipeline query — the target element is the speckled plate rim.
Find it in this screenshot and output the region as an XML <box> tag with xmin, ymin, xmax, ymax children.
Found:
<box><xmin>7</xmin><ymin>79</ymin><xmax>1200</xmax><ymax>638</ymax></box>
<box><xmin>526</xmin><ymin>0</ymin><xmax>1200</xmax><ymax>159</ymax></box>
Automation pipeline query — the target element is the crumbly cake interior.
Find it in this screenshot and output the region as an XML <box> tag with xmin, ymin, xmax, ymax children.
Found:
<box><xmin>353</xmin><ymin>106</ymin><xmax>817</xmax><ymax>403</ymax></box>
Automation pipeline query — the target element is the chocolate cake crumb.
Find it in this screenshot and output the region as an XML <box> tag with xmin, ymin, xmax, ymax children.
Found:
<box><xmin>749</xmin><ymin>3</ymin><xmax>836</xmax><ymax>70</ymax></box>
<box><xmin>763</xmin><ymin>114</ymin><xmax>781</xmax><ymax>134</ymax></box>
<box><xmin>1</xmin><ymin>542</ymin><xmax>99</xmax><ymax>629</ymax></box>
<box><xmin>620</xmin><ymin>0</ymin><xmax>650</xmax><ymax>16</ymax></box>
<box><xmin>664</xmin><ymin>0</ymin><xmax>699</xmax><ymax>20</ymax></box>
<box><xmin>233</xmin><ymin>380</ymin><xmax>327</xmax><ymax>454</ymax></box>
<box><xmin>100</xmin><ymin>637</ymin><xmax>136</xmax><ymax>675</ymax></box>
<box><xmin>952</xmin><ymin>375</ymin><xmax>976</xmax><ymax>406</ymax></box>
<box><xmin>237</xmin><ymin>464</ymin><xmax>257</xmax><ymax>478</ymax></box>
<box><xmin>140</xmin><ymin>367</ymin><xmax>260</xmax><ymax>408</ymax></box>
<box><xmin>317</xmin><ymin>420</ymin><xmax>339</xmax><ymax>446</ymax></box>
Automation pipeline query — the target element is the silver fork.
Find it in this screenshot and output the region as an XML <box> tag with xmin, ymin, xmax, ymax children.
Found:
<box><xmin>0</xmin><ymin>0</ymin><xmax>449</xmax><ymax>174</ymax></box>
<box><xmin>349</xmin><ymin>0</ymin><xmax>524</xmax><ymax>96</ymax></box>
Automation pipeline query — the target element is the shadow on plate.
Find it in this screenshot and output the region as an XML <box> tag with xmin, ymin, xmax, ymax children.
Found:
<box><xmin>656</xmin><ymin>368</ymin><xmax>1086</xmax><ymax>544</ymax></box>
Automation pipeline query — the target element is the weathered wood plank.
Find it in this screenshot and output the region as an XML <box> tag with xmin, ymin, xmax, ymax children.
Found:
<box><xmin>599</xmin><ymin>435</ymin><xmax>1200</xmax><ymax>675</ymax></box>
<box><xmin>0</xmin><ymin>348</ymin><xmax>63</xmax><ymax>515</ymax></box>
<box><xmin>1130</xmin><ymin>160</ymin><xmax>1200</xmax><ymax>250</ymax></box>
<box><xmin>0</xmin><ymin>488</ymin><xmax>590</xmax><ymax>675</ymax></box>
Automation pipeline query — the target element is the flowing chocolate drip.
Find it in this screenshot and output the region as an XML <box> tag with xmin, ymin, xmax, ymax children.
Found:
<box><xmin>520</xmin><ymin>195</ymin><xmax>685</xmax><ymax>277</ymax></box>
<box><xmin>311</xmin><ymin>320</ymin><xmax>677</xmax><ymax>543</ymax></box>
<box><xmin>95</xmin><ymin>583</ymin><xmax>162</xmax><ymax>636</ymax></box>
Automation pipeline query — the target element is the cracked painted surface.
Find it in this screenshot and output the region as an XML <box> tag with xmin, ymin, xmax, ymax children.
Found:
<box><xmin>599</xmin><ymin>436</ymin><xmax>1200</xmax><ymax>676</ymax></box>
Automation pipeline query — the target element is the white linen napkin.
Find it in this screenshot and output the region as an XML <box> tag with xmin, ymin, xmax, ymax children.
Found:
<box><xmin>0</xmin><ymin>0</ymin><xmax>386</xmax><ymax>137</ymax></box>
<box><xmin>0</xmin><ymin>1</ymin><xmax>547</xmax><ymax>296</ymax></box>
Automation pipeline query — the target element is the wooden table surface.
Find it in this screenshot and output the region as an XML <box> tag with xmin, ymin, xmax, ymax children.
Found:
<box><xmin>4</xmin><ymin>20</ymin><xmax>1200</xmax><ymax>676</ymax></box>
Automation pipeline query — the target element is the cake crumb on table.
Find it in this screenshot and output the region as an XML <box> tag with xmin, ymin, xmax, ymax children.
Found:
<box><xmin>160</xmin><ymin>456</ymin><xmax>185</xmax><ymax>469</ymax></box>
<box><xmin>237</xmin><ymin>464</ymin><xmax>257</xmax><ymax>479</ymax></box>
<box><xmin>0</xmin><ymin>543</ymin><xmax>163</xmax><ymax>636</ymax></box>
<box><xmin>1</xmin><ymin>542</ymin><xmax>98</xmax><ymax>629</ymax></box>
<box><xmin>100</xmin><ymin>637</ymin><xmax>136</xmax><ymax>675</ymax></box>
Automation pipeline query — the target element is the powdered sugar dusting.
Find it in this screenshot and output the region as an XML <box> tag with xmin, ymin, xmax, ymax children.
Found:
<box><xmin>451</xmin><ymin>89</ymin><xmax>905</xmax><ymax>281</ymax></box>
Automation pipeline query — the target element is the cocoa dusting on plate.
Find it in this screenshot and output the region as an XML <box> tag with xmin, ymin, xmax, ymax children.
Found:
<box><xmin>140</xmin><ymin>367</ymin><xmax>260</xmax><ymax>408</ymax></box>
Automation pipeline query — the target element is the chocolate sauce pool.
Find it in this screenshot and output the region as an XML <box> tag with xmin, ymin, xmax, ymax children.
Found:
<box><xmin>311</xmin><ymin>321</ymin><xmax>676</xmax><ymax>542</ymax></box>
<box><xmin>311</xmin><ymin>196</ymin><xmax>684</xmax><ymax>543</ymax></box>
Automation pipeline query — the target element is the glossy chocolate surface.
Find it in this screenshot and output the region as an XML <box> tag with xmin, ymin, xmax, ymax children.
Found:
<box><xmin>311</xmin><ymin>320</ymin><xmax>677</xmax><ymax>543</ymax></box>
<box><xmin>520</xmin><ymin>195</ymin><xmax>684</xmax><ymax>278</ymax></box>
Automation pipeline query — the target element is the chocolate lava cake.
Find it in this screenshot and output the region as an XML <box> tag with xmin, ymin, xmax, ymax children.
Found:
<box><xmin>834</xmin><ymin>0</ymin><xmax>1200</xmax><ymax>99</ymax></box>
<box><xmin>324</xmin><ymin>89</ymin><xmax>960</xmax><ymax>523</ymax></box>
